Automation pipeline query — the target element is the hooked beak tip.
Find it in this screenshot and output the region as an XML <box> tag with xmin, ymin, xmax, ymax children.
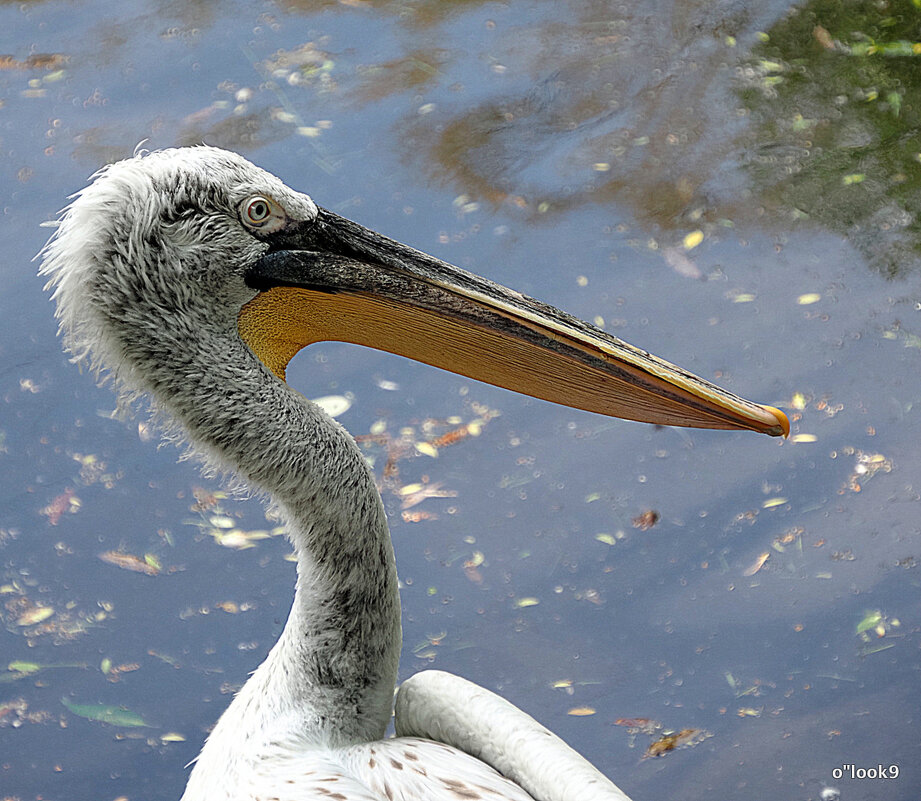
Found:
<box><xmin>763</xmin><ymin>405</ymin><xmax>790</xmax><ymax>438</ymax></box>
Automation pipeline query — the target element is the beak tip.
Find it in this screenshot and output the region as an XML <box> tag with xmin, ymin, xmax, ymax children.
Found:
<box><xmin>762</xmin><ymin>405</ymin><xmax>790</xmax><ymax>438</ymax></box>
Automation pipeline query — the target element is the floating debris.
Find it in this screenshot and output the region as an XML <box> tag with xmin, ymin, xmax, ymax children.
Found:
<box><xmin>844</xmin><ymin>451</ymin><xmax>892</xmax><ymax>493</ymax></box>
<box><xmin>463</xmin><ymin>551</ymin><xmax>485</xmax><ymax>584</ymax></box>
<box><xmin>728</xmin><ymin>290</ymin><xmax>756</xmax><ymax>303</ymax></box>
<box><xmin>682</xmin><ymin>230</ymin><xmax>704</xmax><ymax>250</ymax></box>
<box><xmin>632</xmin><ymin>510</ymin><xmax>659</xmax><ymax>530</ymax></box>
<box><xmin>15</xmin><ymin>605</ymin><xmax>54</xmax><ymax>626</ymax></box>
<box><xmin>762</xmin><ymin>497</ymin><xmax>788</xmax><ymax>509</ymax></box>
<box><xmin>398</xmin><ymin>481</ymin><xmax>458</xmax><ymax>511</ymax></box>
<box><xmin>790</xmin><ymin>391</ymin><xmax>808</xmax><ymax>410</ymax></box>
<box><xmin>856</xmin><ymin>609</ymin><xmax>901</xmax><ymax>657</ymax></box>
<box><xmin>61</xmin><ymin>697</ymin><xmax>151</xmax><ymax>727</ymax></box>
<box><xmin>567</xmin><ymin>707</ymin><xmax>596</xmax><ymax>716</ymax></box>
<box><xmin>743</xmin><ymin>552</ymin><xmax>770</xmax><ymax>576</ymax></box>
<box><xmin>513</xmin><ymin>597</ymin><xmax>539</xmax><ymax>608</ymax></box>
<box><xmin>0</xmin><ymin>53</ymin><xmax>69</xmax><ymax>70</ymax></box>
<box><xmin>645</xmin><ymin>728</ymin><xmax>709</xmax><ymax>758</ymax></box>
<box><xmin>40</xmin><ymin>488</ymin><xmax>80</xmax><ymax>525</ymax></box>
<box><xmin>0</xmin><ymin>698</ymin><xmax>54</xmax><ymax>727</ymax></box>
<box><xmin>98</xmin><ymin>551</ymin><xmax>161</xmax><ymax>576</ymax></box>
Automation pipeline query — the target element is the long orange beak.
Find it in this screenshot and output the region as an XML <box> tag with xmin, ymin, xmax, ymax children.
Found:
<box><xmin>238</xmin><ymin>208</ymin><xmax>788</xmax><ymax>437</ymax></box>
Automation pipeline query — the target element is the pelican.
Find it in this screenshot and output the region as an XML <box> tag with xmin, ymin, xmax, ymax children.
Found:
<box><xmin>40</xmin><ymin>146</ymin><xmax>788</xmax><ymax>801</ymax></box>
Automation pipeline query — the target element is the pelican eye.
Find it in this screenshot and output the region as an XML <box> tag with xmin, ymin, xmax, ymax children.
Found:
<box><xmin>243</xmin><ymin>196</ymin><xmax>273</xmax><ymax>225</ymax></box>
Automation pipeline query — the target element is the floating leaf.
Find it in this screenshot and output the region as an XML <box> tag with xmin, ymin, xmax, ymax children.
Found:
<box><xmin>567</xmin><ymin>707</ymin><xmax>596</xmax><ymax>716</ymax></box>
<box><xmin>791</xmin><ymin>433</ymin><xmax>817</xmax><ymax>443</ymax></box>
<box><xmin>99</xmin><ymin>551</ymin><xmax>160</xmax><ymax>576</ymax></box>
<box><xmin>645</xmin><ymin>728</ymin><xmax>707</xmax><ymax>757</ymax></box>
<box><xmin>682</xmin><ymin>230</ymin><xmax>704</xmax><ymax>250</ymax></box>
<box><xmin>161</xmin><ymin>732</ymin><xmax>186</xmax><ymax>742</ymax></box>
<box><xmin>595</xmin><ymin>533</ymin><xmax>618</xmax><ymax>546</ymax></box>
<box><xmin>16</xmin><ymin>606</ymin><xmax>54</xmax><ymax>626</ymax></box>
<box><xmin>632</xmin><ymin>510</ymin><xmax>659</xmax><ymax>530</ymax></box>
<box><xmin>8</xmin><ymin>660</ymin><xmax>42</xmax><ymax>675</ymax></box>
<box><xmin>61</xmin><ymin>697</ymin><xmax>151</xmax><ymax>727</ymax></box>
<box><xmin>414</xmin><ymin>442</ymin><xmax>439</xmax><ymax>458</ymax></box>
<box><xmin>513</xmin><ymin>597</ymin><xmax>540</xmax><ymax>608</ymax></box>
<box><xmin>856</xmin><ymin>610</ymin><xmax>883</xmax><ymax>635</ymax></box>
<box><xmin>743</xmin><ymin>552</ymin><xmax>770</xmax><ymax>576</ymax></box>
<box><xmin>762</xmin><ymin>497</ymin><xmax>788</xmax><ymax>509</ymax></box>
<box><xmin>796</xmin><ymin>293</ymin><xmax>821</xmax><ymax>305</ymax></box>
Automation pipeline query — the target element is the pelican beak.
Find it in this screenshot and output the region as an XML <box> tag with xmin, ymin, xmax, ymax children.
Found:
<box><xmin>239</xmin><ymin>207</ymin><xmax>788</xmax><ymax>436</ymax></box>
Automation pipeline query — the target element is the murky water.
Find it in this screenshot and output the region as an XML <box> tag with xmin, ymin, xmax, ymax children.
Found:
<box><xmin>2</xmin><ymin>1</ymin><xmax>920</xmax><ymax>799</ymax></box>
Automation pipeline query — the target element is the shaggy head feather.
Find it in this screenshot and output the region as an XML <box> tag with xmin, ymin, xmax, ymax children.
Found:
<box><xmin>38</xmin><ymin>146</ymin><xmax>317</xmax><ymax>395</ymax></box>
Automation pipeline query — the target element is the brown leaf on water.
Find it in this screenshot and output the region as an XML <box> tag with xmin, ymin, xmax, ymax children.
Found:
<box><xmin>644</xmin><ymin>728</ymin><xmax>708</xmax><ymax>758</ymax></box>
<box><xmin>40</xmin><ymin>488</ymin><xmax>80</xmax><ymax>525</ymax></box>
<box><xmin>98</xmin><ymin>551</ymin><xmax>160</xmax><ymax>576</ymax></box>
<box><xmin>431</xmin><ymin>423</ymin><xmax>476</xmax><ymax>448</ymax></box>
<box><xmin>0</xmin><ymin>53</ymin><xmax>69</xmax><ymax>70</ymax></box>
<box><xmin>632</xmin><ymin>510</ymin><xmax>660</xmax><ymax>530</ymax></box>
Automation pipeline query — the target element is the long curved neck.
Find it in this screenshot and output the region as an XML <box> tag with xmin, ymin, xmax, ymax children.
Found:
<box><xmin>136</xmin><ymin>317</ymin><xmax>402</xmax><ymax>789</ymax></box>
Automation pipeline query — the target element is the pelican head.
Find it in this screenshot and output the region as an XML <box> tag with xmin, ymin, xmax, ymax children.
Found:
<box><xmin>41</xmin><ymin>145</ymin><xmax>787</xmax><ymax>439</ymax></box>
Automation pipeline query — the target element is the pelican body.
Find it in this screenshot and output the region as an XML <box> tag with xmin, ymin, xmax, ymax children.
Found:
<box><xmin>40</xmin><ymin>147</ymin><xmax>787</xmax><ymax>801</ymax></box>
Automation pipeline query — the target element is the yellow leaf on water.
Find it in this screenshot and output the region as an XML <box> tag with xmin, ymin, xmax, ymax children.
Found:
<box><xmin>414</xmin><ymin>442</ymin><xmax>439</xmax><ymax>458</ymax></box>
<box><xmin>791</xmin><ymin>433</ymin><xmax>817</xmax><ymax>443</ymax></box>
<box><xmin>797</xmin><ymin>293</ymin><xmax>821</xmax><ymax>305</ymax></box>
<box><xmin>743</xmin><ymin>552</ymin><xmax>770</xmax><ymax>576</ymax></box>
<box><xmin>567</xmin><ymin>707</ymin><xmax>596</xmax><ymax>716</ymax></box>
<box><xmin>16</xmin><ymin>606</ymin><xmax>54</xmax><ymax>626</ymax></box>
<box><xmin>762</xmin><ymin>497</ymin><xmax>788</xmax><ymax>509</ymax></box>
<box><xmin>683</xmin><ymin>230</ymin><xmax>704</xmax><ymax>250</ymax></box>
<box><xmin>514</xmin><ymin>597</ymin><xmax>540</xmax><ymax>608</ymax></box>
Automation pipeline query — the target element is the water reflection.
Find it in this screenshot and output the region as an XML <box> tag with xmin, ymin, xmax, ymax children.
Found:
<box><xmin>740</xmin><ymin>0</ymin><xmax>921</xmax><ymax>277</ymax></box>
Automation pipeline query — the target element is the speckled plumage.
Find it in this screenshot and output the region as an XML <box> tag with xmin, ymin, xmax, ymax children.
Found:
<box><xmin>39</xmin><ymin>146</ymin><xmax>632</xmax><ymax>801</ymax></box>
